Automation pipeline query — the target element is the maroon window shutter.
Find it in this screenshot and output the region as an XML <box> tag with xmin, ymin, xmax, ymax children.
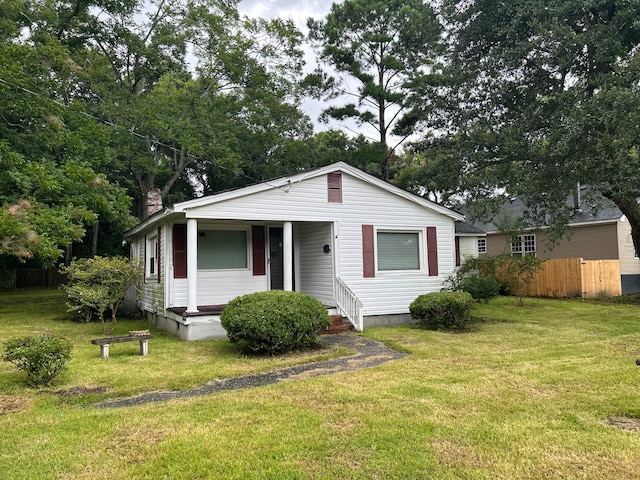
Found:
<box><xmin>327</xmin><ymin>173</ymin><xmax>342</xmax><ymax>203</ymax></box>
<box><xmin>157</xmin><ymin>227</ymin><xmax>162</xmax><ymax>282</ymax></box>
<box><xmin>143</xmin><ymin>235</ymin><xmax>147</xmax><ymax>277</ymax></box>
<box><xmin>455</xmin><ymin>236</ymin><xmax>461</xmax><ymax>267</ymax></box>
<box><xmin>362</xmin><ymin>224</ymin><xmax>375</xmax><ymax>278</ymax></box>
<box><xmin>173</xmin><ymin>224</ymin><xmax>187</xmax><ymax>279</ymax></box>
<box><xmin>252</xmin><ymin>225</ymin><xmax>266</xmax><ymax>276</ymax></box>
<box><xmin>426</xmin><ymin>227</ymin><xmax>438</xmax><ymax>276</ymax></box>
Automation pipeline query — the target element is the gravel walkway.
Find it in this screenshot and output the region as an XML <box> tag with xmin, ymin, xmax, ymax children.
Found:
<box><xmin>95</xmin><ymin>334</ymin><xmax>408</xmax><ymax>409</ymax></box>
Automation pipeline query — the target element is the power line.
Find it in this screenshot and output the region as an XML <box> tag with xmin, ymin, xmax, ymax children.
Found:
<box><xmin>0</xmin><ymin>75</ymin><xmax>289</xmax><ymax>190</ymax></box>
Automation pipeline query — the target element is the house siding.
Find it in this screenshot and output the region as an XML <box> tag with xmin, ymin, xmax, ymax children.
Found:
<box><xmin>485</xmin><ymin>223</ymin><xmax>619</xmax><ymax>260</ymax></box>
<box><xmin>617</xmin><ymin>218</ymin><xmax>640</xmax><ymax>276</ymax></box>
<box><xmin>296</xmin><ymin>222</ymin><xmax>334</xmax><ymax>306</ymax></box>
<box><xmin>458</xmin><ymin>237</ymin><xmax>479</xmax><ymax>263</ymax></box>
<box><xmin>185</xmin><ymin>174</ymin><xmax>456</xmax><ymax>317</ymax></box>
<box><xmin>137</xmin><ymin>226</ymin><xmax>165</xmax><ymax>314</ymax></box>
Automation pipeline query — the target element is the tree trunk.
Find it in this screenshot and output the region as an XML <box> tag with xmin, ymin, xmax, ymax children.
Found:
<box><xmin>91</xmin><ymin>221</ymin><xmax>99</xmax><ymax>257</ymax></box>
<box><xmin>607</xmin><ymin>193</ymin><xmax>640</xmax><ymax>257</ymax></box>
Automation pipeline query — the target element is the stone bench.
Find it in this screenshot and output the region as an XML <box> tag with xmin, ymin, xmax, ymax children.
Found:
<box><xmin>91</xmin><ymin>335</ymin><xmax>153</xmax><ymax>359</ymax></box>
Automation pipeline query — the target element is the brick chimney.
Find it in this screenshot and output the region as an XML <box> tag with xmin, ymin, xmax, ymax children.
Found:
<box><xmin>147</xmin><ymin>188</ymin><xmax>163</xmax><ymax>217</ymax></box>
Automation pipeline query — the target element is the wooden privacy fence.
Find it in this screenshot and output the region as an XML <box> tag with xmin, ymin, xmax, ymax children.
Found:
<box><xmin>499</xmin><ymin>258</ymin><xmax>621</xmax><ymax>299</ymax></box>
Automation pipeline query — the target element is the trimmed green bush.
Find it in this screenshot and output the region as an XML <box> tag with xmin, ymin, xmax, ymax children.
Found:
<box><xmin>409</xmin><ymin>291</ymin><xmax>474</xmax><ymax>330</ymax></box>
<box><xmin>459</xmin><ymin>273</ymin><xmax>501</xmax><ymax>303</ymax></box>
<box><xmin>220</xmin><ymin>291</ymin><xmax>331</xmax><ymax>354</ymax></box>
<box><xmin>3</xmin><ymin>334</ymin><xmax>72</xmax><ymax>387</ymax></box>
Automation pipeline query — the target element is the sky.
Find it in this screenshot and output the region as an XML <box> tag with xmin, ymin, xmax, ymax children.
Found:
<box><xmin>237</xmin><ymin>0</ymin><xmax>376</xmax><ymax>140</ymax></box>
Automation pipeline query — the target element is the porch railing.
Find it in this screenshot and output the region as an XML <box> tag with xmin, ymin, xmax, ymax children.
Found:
<box><xmin>335</xmin><ymin>277</ymin><xmax>363</xmax><ymax>332</ymax></box>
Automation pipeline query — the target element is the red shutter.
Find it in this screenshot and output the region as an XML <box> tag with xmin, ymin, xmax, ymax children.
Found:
<box><xmin>427</xmin><ymin>227</ymin><xmax>438</xmax><ymax>276</ymax></box>
<box><xmin>327</xmin><ymin>173</ymin><xmax>342</xmax><ymax>203</ymax></box>
<box><xmin>252</xmin><ymin>225</ymin><xmax>266</xmax><ymax>276</ymax></box>
<box><xmin>455</xmin><ymin>236</ymin><xmax>461</xmax><ymax>267</ymax></box>
<box><xmin>173</xmin><ymin>224</ymin><xmax>187</xmax><ymax>279</ymax></box>
<box><xmin>157</xmin><ymin>227</ymin><xmax>161</xmax><ymax>282</ymax></box>
<box><xmin>362</xmin><ymin>224</ymin><xmax>375</xmax><ymax>278</ymax></box>
<box><xmin>143</xmin><ymin>234</ymin><xmax>147</xmax><ymax>277</ymax></box>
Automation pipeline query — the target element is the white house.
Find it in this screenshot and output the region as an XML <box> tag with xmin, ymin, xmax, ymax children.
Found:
<box><xmin>125</xmin><ymin>162</ymin><xmax>467</xmax><ymax>340</ymax></box>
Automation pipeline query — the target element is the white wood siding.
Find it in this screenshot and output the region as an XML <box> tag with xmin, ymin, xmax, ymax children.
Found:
<box><xmin>617</xmin><ymin>218</ymin><xmax>640</xmax><ymax>275</ymax></box>
<box><xmin>458</xmin><ymin>237</ymin><xmax>479</xmax><ymax>263</ymax></box>
<box><xmin>296</xmin><ymin>222</ymin><xmax>334</xmax><ymax>305</ymax></box>
<box><xmin>138</xmin><ymin>225</ymin><xmax>165</xmax><ymax>313</ymax></box>
<box><xmin>135</xmin><ymin>173</ymin><xmax>457</xmax><ymax>317</ymax></box>
<box><xmin>179</xmin><ymin>173</ymin><xmax>455</xmax><ymax>317</ymax></box>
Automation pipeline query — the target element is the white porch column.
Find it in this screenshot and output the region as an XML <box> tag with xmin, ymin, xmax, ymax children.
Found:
<box><xmin>283</xmin><ymin>221</ymin><xmax>293</xmax><ymax>291</ymax></box>
<box><xmin>186</xmin><ymin>218</ymin><xmax>199</xmax><ymax>313</ymax></box>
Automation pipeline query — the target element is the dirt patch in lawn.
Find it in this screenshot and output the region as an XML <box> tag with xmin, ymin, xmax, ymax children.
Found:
<box><xmin>603</xmin><ymin>416</ymin><xmax>640</xmax><ymax>432</ymax></box>
<box><xmin>54</xmin><ymin>386</ymin><xmax>111</xmax><ymax>397</ymax></box>
<box><xmin>0</xmin><ymin>395</ymin><xmax>32</xmax><ymax>414</ymax></box>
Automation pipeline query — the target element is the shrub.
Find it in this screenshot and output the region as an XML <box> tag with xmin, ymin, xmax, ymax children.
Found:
<box><xmin>61</xmin><ymin>256</ymin><xmax>142</xmax><ymax>335</ymax></box>
<box><xmin>409</xmin><ymin>291</ymin><xmax>474</xmax><ymax>330</ymax></box>
<box><xmin>220</xmin><ymin>291</ymin><xmax>331</xmax><ymax>354</ymax></box>
<box><xmin>459</xmin><ymin>273</ymin><xmax>501</xmax><ymax>303</ymax></box>
<box><xmin>3</xmin><ymin>334</ymin><xmax>72</xmax><ymax>387</ymax></box>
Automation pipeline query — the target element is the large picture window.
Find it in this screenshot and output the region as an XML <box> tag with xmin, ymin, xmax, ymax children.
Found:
<box><xmin>377</xmin><ymin>231</ymin><xmax>420</xmax><ymax>271</ymax></box>
<box><xmin>197</xmin><ymin>229</ymin><xmax>248</xmax><ymax>270</ymax></box>
<box><xmin>511</xmin><ymin>234</ymin><xmax>536</xmax><ymax>256</ymax></box>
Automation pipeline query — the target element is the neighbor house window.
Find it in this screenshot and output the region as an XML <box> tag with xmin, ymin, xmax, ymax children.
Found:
<box><xmin>511</xmin><ymin>234</ymin><xmax>536</xmax><ymax>256</ymax></box>
<box><xmin>478</xmin><ymin>238</ymin><xmax>487</xmax><ymax>254</ymax></box>
<box><xmin>146</xmin><ymin>234</ymin><xmax>158</xmax><ymax>278</ymax></box>
<box><xmin>377</xmin><ymin>231</ymin><xmax>421</xmax><ymax>271</ymax></box>
<box><xmin>197</xmin><ymin>229</ymin><xmax>248</xmax><ymax>270</ymax></box>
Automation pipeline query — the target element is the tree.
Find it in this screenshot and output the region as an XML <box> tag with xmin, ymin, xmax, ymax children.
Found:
<box><xmin>306</xmin><ymin>0</ymin><xmax>442</xmax><ymax>181</ymax></box>
<box><xmin>0</xmin><ymin>4</ymin><xmax>134</xmax><ymax>266</ymax></box>
<box><xmin>431</xmin><ymin>0</ymin><xmax>640</xmax><ymax>250</ymax></box>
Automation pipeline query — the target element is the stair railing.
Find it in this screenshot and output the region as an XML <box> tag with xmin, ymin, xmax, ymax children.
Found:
<box><xmin>335</xmin><ymin>277</ymin><xmax>363</xmax><ymax>332</ymax></box>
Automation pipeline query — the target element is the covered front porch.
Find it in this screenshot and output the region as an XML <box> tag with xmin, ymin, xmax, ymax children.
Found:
<box><xmin>159</xmin><ymin>219</ymin><xmax>362</xmax><ymax>339</ymax></box>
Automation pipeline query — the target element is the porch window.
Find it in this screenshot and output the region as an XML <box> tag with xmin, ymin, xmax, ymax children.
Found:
<box><xmin>146</xmin><ymin>234</ymin><xmax>158</xmax><ymax>278</ymax></box>
<box><xmin>377</xmin><ymin>231</ymin><xmax>421</xmax><ymax>271</ymax></box>
<box><xmin>197</xmin><ymin>229</ymin><xmax>248</xmax><ymax>270</ymax></box>
<box><xmin>511</xmin><ymin>234</ymin><xmax>536</xmax><ymax>256</ymax></box>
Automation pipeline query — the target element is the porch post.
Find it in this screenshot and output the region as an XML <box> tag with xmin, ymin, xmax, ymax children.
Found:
<box><xmin>186</xmin><ymin>218</ymin><xmax>199</xmax><ymax>313</ymax></box>
<box><xmin>283</xmin><ymin>221</ymin><xmax>293</xmax><ymax>291</ymax></box>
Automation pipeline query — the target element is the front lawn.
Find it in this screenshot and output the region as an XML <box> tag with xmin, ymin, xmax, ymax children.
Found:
<box><xmin>1</xmin><ymin>291</ymin><xmax>639</xmax><ymax>479</ymax></box>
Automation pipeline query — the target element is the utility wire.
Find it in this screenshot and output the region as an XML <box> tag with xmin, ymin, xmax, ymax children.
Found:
<box><xmin>0</xmin><ymin>76</ymin><xmax>292</xmax><ymax>191</ymax></box>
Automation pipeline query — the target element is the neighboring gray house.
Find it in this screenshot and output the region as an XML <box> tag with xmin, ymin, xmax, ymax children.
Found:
<box><xmin>466</xmin><ymin>189</ymin><xmax>640</xmax><ymax>294</ymax></box>
<box><xmin>125</xmin><ymin>162</ymin><xmax>468</xmax><ymax>340</ymax></box>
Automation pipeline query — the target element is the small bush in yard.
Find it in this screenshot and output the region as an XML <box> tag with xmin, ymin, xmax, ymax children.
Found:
<box><xmin>459</xmin><ymin>273</ymin><xmax>501</xmax><ymax>303</ymax></box>
<box><xmin>220</xmin><ymin>291</ymin><xmax>331</xmax><ymax>354</ymax></box>
<box><xmin>410</xmin><ymin>291</ymin><xmax>474</xmax><ymax>330</ymax></box>
<box><xmin>3</xmin><ymin>334</ymin><xmax>72</xmax><ymax>387</ymax></box>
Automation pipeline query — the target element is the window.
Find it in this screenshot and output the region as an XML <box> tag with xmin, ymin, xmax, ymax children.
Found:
<box><xmin>197</xmin><ymin>229</ymin><xmax>248</xmax><ymax>270</ymax></box>
<box><xmin>146</xmin><ymin>235</ymin><xmax>158</xmax><ymax>278</ymax></box>
<box><xmin>511</xmin><ymin>234</ymin><xmax>536</xmax><ymax>256</ymax></box>
<box><xmin>377</xmin><ymin>231</ymin><xmax>421</xmax><ymax>271</ymax></box>
<box><xmin>478</xmin><ymin>238</ymin><xmax>487</xmax><ymax>254</ymax></box>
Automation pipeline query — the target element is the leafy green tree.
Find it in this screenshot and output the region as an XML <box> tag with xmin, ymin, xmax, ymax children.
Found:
<box><xmin>306</xmin><ymin>0</ymin><xmax>442</xmax><ymax>181</ymax></box>
<box><xmin>431</xmin><ymin>0</ymin><xmax>640</xmax><ymax>250</ymax></box>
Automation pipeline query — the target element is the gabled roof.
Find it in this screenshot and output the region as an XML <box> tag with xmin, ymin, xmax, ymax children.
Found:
<box><xmin>463</xmin><ymin>187</ymin><xmax>623</xmax><ymax>234</ymax></box>
<box><xmin>125</xmin><ymin>162</ymin><xmax>464</xmax><ymax>237</ymax></box>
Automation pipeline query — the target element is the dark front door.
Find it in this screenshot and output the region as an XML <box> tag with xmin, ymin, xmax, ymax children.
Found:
<box><xmin>269</xmin><ymin>227</ymin><xmax>284</xmax><ymax>290</ymax></box>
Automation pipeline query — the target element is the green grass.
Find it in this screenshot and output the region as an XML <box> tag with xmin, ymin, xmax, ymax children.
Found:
<box><xmin>1</xmin><ymin>291</ymin><xmax>640</xmax><ymax>479</ymax></box>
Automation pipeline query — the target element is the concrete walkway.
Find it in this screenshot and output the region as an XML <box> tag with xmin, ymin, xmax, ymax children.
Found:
<box><xmin>95</xmin><ymin>334</ymin><xmax>408</xmax><ymax>409</ymax></box>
